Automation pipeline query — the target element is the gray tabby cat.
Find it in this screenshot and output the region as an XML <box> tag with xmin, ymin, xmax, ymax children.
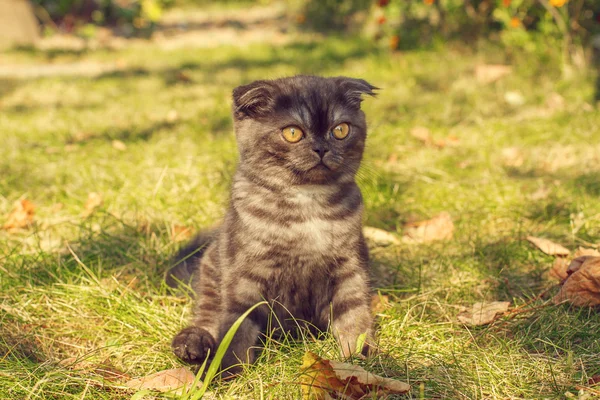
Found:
<box><xmin>167</xmin><ymin>75</ymin><xmax>377</xmax><ymax>374</ymax></box>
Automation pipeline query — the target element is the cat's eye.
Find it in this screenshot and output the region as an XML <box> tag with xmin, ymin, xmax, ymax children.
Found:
<box><xmin>282</xmin><ymin>126</ymin><xmax>304</xmax><ymax>143</ymax></box>
<box><xmin>332</xmin><ymin>123</ymin><xmax>350</xmax><ymax>139</ymax></box>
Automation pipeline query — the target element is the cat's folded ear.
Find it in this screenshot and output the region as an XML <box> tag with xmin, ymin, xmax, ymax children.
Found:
<box><xmin>232</xmin><ymin>80</ymin><xmax>275</xmax><ymax>119</ymax></box>
<box><xmin>336</xmin><ymin>77</ymin><xmax>378</xmax><ymax>108</ymax></box>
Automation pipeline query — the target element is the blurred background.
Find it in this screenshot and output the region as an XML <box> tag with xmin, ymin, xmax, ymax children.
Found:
<box><xmin>1</xmin><ymin>0</ymin><xmax>599</xmax><ymax>60</ymax></box>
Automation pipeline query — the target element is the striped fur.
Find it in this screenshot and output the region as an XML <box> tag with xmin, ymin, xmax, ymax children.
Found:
<box><xmin>170</xmin><ymin>76</ymin><xmax>376</xmax><ymax>373</ymax></box>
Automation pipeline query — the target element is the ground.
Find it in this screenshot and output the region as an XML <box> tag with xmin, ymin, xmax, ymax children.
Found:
<box><xmin>1</xmin><ymin>4</ymin><xmax>600</xmax><ymax>399</ymax></box>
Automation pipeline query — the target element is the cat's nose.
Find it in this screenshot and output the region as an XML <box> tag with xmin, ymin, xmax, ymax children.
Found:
<box><xmin>313</xmin><ymin>146</ymin><xmax>329</xmax><ymax>158</ymax></box>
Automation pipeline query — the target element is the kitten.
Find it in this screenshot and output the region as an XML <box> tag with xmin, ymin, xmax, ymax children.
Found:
<box><xmin>167</xmin><ymin>75</ymin><xmax>377</xmax><ymax>374</ymax></box>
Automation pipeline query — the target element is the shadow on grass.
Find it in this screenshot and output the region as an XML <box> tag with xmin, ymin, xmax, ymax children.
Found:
<box><xmin>92</xmin><ymin>38</ymin><xmax>378</xmax><ymax>84</ymax></box>
<box><xmin>0</xmin><ymin>78</ymin><xmax>21</xmax><ymax>100</ymax></box>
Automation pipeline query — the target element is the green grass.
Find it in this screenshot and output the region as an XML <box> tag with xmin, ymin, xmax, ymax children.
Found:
<box><xmin>1</xmin><ymin>14</ymin><xmax>600</xmax><ymax>398</ymax></box>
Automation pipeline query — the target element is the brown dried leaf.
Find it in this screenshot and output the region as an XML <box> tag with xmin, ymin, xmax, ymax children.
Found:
<box><xmin>527</xmin><ymin>236</ymin><xmax>570</xmax><ymax>256</ymax></box>
<box><xmin>475</xmin><ymin>64</ymin><xmax>512</xmax><ymax>84</ymax></box>
<box><xmin>371</xmin><ymin>294</ymin><xmax>390</xmax><ymax>315</ymax></box>
<box><xmin>402</xmin><ymin>212</ymin><xmax>454</xmax><ymax>243</ymax></box>
<box><xmin>553</xmin><ymin>256</ymin><xmax>600</xmax><ymax>306</ymax></box>
<box><xmin>528</xmin><ymin>186</ymin><xmax>551</xmax><ymax>201</ymax></box>
<box><xmin>550</xmin><ymin>258</ymin><xmax>569</xmax><ymax>282</ymax></box>
<box><xmin>501</xmin><ymin>147</ymin><xmax>524</xmax><ymax>167</ymax></box>
<box><xmin>300</xmin><ymin>351</ymin><xmax>410</xmax><ymax>399</ymax></box>
<box><xmin>82</xmin><ymin>192</ymin><xmax>103</xmax><ymax>217</ymax></box>
<box><xmin>59</xmin><ymin>357</ymin><xmax>130</xmax><ymax>382</ymax></box>
<box><xmin>457</xmin><ymin>301</ymin><xmax>510</xmax><ymax>326</ymax></box>
<box><xmin>363</xmin><ymin>226</ymin><xmax>400</xmax><ymax>246</ymax></box>
<box><xmin>545</xmin><ymin>92</ymin><xmax>565</xmax><ymax>111</ymax></box>
<box><xmin>410</xmin><ymin>126</ymin><xmax>431</xmax><ymax>144</ymax></box>
<box><xmin>125</xmin><ymin>367</ymin><xmax>199</xmax><ymax>393</ymax></box>
<box><xmin>550</xmin><ymin>248</ymin><xmax>600</xmax><ymax>282</ymax></box>
<box><xmin>589</xmin><ymin>375</ymin><xmax>600</xmax><ymax>386</ymax></box>
<box><xmin>111</xmin><ymin>139</ymin><xmax>127</xmax><ymax>151</ymax></box>
<box><xmin>171</xmin><ymin>225</ymin><xmax>193</xmax><ymax>242</ymax></box>
<box><xmin>3</xmin><ymin>199</ymin><xmax>35</xmax><ymax>230</ymax></box>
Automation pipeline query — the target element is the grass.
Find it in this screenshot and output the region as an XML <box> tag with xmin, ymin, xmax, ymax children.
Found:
<box><xmin>1</xmin><ymin>8</ymin><xmax>600</xmax><ymax>398</ymax></box>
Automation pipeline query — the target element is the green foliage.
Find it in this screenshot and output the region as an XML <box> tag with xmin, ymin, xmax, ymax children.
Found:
<box><xmin>369</xmin><ymin>0</ymin><xmax>599</xmax><ymax>51</ymax></box>
<box><xmin>297</xmin><ymin>0</ymin><xmax>372</xmax><ymax>32</ymax></box>
<box><xmin>32</xmin><ymin>0</ymin><xmax>170</xmax><ymax>35</ymax></box>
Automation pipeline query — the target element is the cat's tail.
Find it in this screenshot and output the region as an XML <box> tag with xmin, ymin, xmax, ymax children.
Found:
<box><xmin>165</xmin><ymin>228</ymin><xmax>217</xmax><ymax>289</ymax></box>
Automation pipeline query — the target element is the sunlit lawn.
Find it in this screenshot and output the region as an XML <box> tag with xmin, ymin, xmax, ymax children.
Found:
<box><xmin>1</xmin><ymin>14</ymin><xmax>600</xmax><ymax>399</ymax></box>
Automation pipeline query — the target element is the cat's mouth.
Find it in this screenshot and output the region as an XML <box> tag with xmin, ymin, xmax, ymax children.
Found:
<box><xmin>311</xmin><ymin>161</ymin><xmax>332</xmax><ymax>171</ymax></box>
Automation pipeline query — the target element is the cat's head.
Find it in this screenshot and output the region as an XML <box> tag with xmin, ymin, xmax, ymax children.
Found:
<box><xmin>231</xmin><ymin>75</ymin><xmax>376</xmax><ymax>185</ymax></box>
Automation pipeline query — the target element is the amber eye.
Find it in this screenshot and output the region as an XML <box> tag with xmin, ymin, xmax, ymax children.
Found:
<box><xmin>332</xmin><ymin>123</ymin><xmax>350</xmax><ymax>139</ymax></box>
<box><xmin>282</xmin><ymin>126</ymin><xmax>304</xmax><ymax>143</ymax></box>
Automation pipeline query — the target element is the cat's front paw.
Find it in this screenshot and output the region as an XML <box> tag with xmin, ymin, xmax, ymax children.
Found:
<box><xmin>172</xmin><ymin>326</ymin><xmax>216</xmax><ymax>364</ymax></box>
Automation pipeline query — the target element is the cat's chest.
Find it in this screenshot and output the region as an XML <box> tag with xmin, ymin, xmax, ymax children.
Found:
<box><xmin>274</xmin><ymin>186</ymin><xmax>354</xmax><ymax>254</ymax></box>
<box><xmin>234</xmin><ymin>183</ymin><xmax>361</xmax><ymax>258</ymax></box>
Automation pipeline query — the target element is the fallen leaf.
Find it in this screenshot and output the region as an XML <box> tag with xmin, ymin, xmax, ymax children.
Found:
<box><xmin>410</xmin><ymin>126</ymin><xmax>431</xmax><ymax>144</ymax></box>
<box><xmin>501</xmin><ymin>147</ymin><xmax>524</xmax><ymax>168</ymax></box>
<box><xmin>3</xmin><ymin>199</ymin><xmax>35</xmax><ymax>230</ymax></box>
<box><xmin>112</xmin><ymin>139</ymin><xmax>127</xmax><ymax>151</ymax></box>
<box><xmin>550</xmin><ymin>258</ymin><xmax>569</xmax><ymax>281</ymax></box>
<box><xmin>475</xmin><ymin>64</ymin><xmax>512</xmax><ymax>84</ymax></box>
<box><xmin>527</xmin><ymin>236</ymin><xmax>570</xmax><ymax>256</ymax></box>
<box><xmin>371</xmin><ymin>294</ymin><xmax>390</xmax><ymax>315</ymax></box>
<box><xmin>125</xmin><ymin>367</ymin><xmax>199</xmax><ymax>393</ymax></box>
<box><xmin>363</xmin><ymin>227</ymin><xmax>400</xmax><ymax>246</ymax></box>
<box><xmin>457</xmin><ymin>301</ymin><xmax>510</xmax><ymax>326</ymax></box>
<box><xmin>402</xmin><ymin>212</ymin><xmax>454</xmax><ymax>243</ymax></box>
<box><xmin>553</xmin><ymin>256</ymin><xmax>600</xmax><ymax>306</ymax></box>
<box><xmin>528</xmin><ymin>186</ymin><xmax>551</xmax><ymax>201</ymax></box>
<box><xmin>300</xmin><ymin>351</ymin><xmax>410</xmax><ymax>399</ymax></box>
<box><xmin>82</xmin><ymin>192</ymin><xmax>103</xmax><ymax>217</ymax></box>
<box><xmin>166</xmin><ymin>109</ymin><xmax>179</xmax><ymax>122</ymax></box>
<box><xmin>59</xmin><ymin>357</ymin><xmax>130</xmax><ymax>382</ymax></box>
<box><xmin>504</xmin><ymin>91</ymin><xmax>525</xmax><ymax>107</ymax></box>
<box><xmin>546</xmin><ymin>92</ymin><xmax>565</xmax><ymax>111</ymax></box>
<box><xmin>589</xmin><ymin>375</ymin><xmax>600</xmax><ymax>386</ymax></box>
<box><xmin>550</xmin><ymin>248</ymin><xmax>600</xmax><ymax>282</ymax></box>
<box><xmin>171</xmin><ymin>224</ymin><xmax>193</xmax><ymax>242</ymax></box>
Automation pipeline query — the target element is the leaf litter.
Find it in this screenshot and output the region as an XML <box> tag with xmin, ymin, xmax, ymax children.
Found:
<box><xmin>300</xmin><ymin>351</ymin><xmax>410</xmax><ymax>399</ymax></box>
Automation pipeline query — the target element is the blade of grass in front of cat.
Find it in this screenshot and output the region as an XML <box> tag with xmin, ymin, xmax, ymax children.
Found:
<box><xmin>178</xmin><ymin>355</ymin><xmax>209</xmax><ymax>400</ymax></box>
<box><xmin>190</xmin><ymin>301</ymin><xmax>268</xmax><ymax>400</ymax></box>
